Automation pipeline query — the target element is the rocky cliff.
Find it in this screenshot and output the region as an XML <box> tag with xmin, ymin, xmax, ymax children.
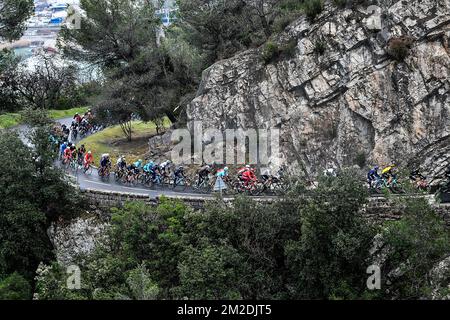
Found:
<box><xmin>187</xmin><ymin>0</ymin><xmax>450</xmax><ymax>182</ymax></box>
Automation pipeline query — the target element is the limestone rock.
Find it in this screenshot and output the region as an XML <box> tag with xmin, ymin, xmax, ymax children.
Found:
<box><xmin>186</xmin><ymin>0</ymin><xmax>450</xmax><ymax>181</ymax></box>
<box><xmin>47</xmin><ymin>214</ymin><xmax>109</xmax><ymax>266</ymax></box>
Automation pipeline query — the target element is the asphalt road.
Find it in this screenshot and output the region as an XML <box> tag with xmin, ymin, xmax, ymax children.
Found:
<box><xmin>12</xmin><ymin>117</ymin><xmax>218</xmax><ymax>199</ymax></box>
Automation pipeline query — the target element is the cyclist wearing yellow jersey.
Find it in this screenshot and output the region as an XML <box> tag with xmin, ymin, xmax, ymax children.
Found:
<box><xmin>381</xmin><ymin>164</ymin><xmax>397</xmax><ymax>185</ymax></box>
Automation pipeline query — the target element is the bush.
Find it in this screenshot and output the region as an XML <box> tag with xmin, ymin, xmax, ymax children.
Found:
<box><xmin>273</xmin><ymin>13</ymin><xmax>296</xmax><ymax>33</ymax></box>
<box><xmin>262</xmin><ymin>41</ymin><xmax>280</xmax><ymax>64</ymax></box>
<box><xmin>387</xmin><ymin>37</ymin><xmax>413</xmax><ymax>61</ymax></box>
<box><xmin>333</xmin><ymin>0</ymin><xmax>347</xmax><ymax>7</ymax></box>
<box><xmin>280</xmin><ymin>39</ymin><xmax>298</xmax><ymax>57</ymax></box>
<box><xmin>0</xmin><ymin>273</ymin><xmax>32</xmax><ymax>300</ymax></box>
<box><xmin>333</xmin><ymin>0</ymin><xmax>368</xmax><ymax>7</ymax></box>
<box><xmin>314</xmin><ymin>40</ymin><xmax>326</xmax><ymax>55</ymax></box>
<box><xmin>303</xmin><ymin>0</ymin><xmax>324</xmax><ymax>21</ymax></box>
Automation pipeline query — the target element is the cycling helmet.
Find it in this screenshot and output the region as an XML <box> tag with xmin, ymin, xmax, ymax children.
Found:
<box><xmin>374</xmin><ymin>166</ymin><xmax>379</xmax><ymax>170</ymax></box>
<box><xmin>246</xmin><ymin>165</ymin><xmax>251</xmax><ymax>169</ymax></box>
<box><xmin>224</xmin><ymin>167</ymin><xmax>229</xmax><ymax>171</ymax></box>
<box><xmin>88</xmin><ymin>151</ymin><xmax>92</xmax><ymax>154</ymax></box>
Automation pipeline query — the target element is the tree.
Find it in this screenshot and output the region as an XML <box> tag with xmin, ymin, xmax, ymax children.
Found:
<box><xmin>9</xmin><ymin>52</ymin><xmax>81</xmax><ymax>110</ymax></box>
<box><xmin>59</xmin><ymin>0</ymin><xmax>191</xmax><ymax>138</ymax></box>
<box><xmin>59</xmin><ymin>0</ymin><xmax>160</xmax><ymax>67</ymax></box>
<box><xmin>175</xmin><ymin>243</ymin><xmax>243</xmax><ymax>299</ymax></box>
<box><xmin>0</xmin><ymin>272</ymin><xmax>32</xmax><ymax>300</ymax></box>
<box><xmin>124</xmin><ymin>264</ymin><xmax>160</xmax><ymax>300</ymax></box>
<box><xmin>33</xmin><ymin>263</ymin><xmax>88</xmax><ymax>300</ymax></box>
<box><xmin>0</xmin><ymin>132</ymin><xmax>83</xmax><ymax>280</ymax></box>
<box><xmin>379</xmin><ymin>197</ymin><xmax>450</xmax><ymax>299</ymax></box>
<box><xmin>175</xmin><ymin>0</ymin><xmax>305</xmax><ymax>64</ymax></box>
<box><xmin>0</xmin><ymin>0</ymin><xmax>33</xmax><ymax>41</ymax></box>
<box><xmin>284</xmin><ymin>171</ymin><xmax>375</xmax><ymax>299</ymax></box>
<box><xmin>175</xmin><ymin>0</ymin><xmax>263</xmax><ymax>63</ymax></box>
<box><xmin>0</xmin><ymin>133</ymin><xmax>53</xmax><ymax>278</ymax></box>
<box><xmin>0</xmin><ymin>49</ymin><xmax>21</xmax><ymax>112</ymax></box>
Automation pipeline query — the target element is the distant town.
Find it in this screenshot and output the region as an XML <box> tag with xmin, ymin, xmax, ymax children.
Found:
<box><xmin>0</xmin><ymin>0</ymin><xmax>177</xmax><ymax>61</ymax></box>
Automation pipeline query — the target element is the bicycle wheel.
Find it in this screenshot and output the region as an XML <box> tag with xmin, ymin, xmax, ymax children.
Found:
<box><xmin>161</xmin><ymin>175</ymin><xmax>171</xmax><ymax>189</ymax></box>
<box><xmin>192</xmin><ymin>177</ymin><xmax>200</xmax><ymax>192</ymax></box>
<box><xmin>84</xmin><ymin>165</ymin><xmax>93</xmax><ymax>175</ymax></box>
<box><xmin>138</xmin><ymin>173</ymin><xmax>147</xmax><ymax>186</ymax></box>
<box><xmin>114</xmin><ymin>171</ymin><xmax>122</xmax><ymax>183</ymax></box>
<box><xmin>251</xmin><ymin>182</ymin><xmax>264</xmax><ymax>196</ymax></box>
<box><xmin>178</xmin><ymin>177</ymin><xmax>191</xmax><ymax>191</ymax></box>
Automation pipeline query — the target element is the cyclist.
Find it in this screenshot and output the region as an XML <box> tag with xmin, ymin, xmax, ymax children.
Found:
<box><xmin>143</xmin><ymin>160</ymin><xmax>155</xmax><ymax>173</ymax></box>
<box><xmin>85</xmin><ymin>109</ymin><xmax>93</xmax><ymax>121</ymax></box>
<box><xmin>134</xmin><ymin>159</ymin><xmax>143</xmax><ymax>171</ymax></box>
<box><xmin>236</xmin><ymin>165</ymin><xmax>251</xmax><ymax>182</ymax></box>
<box><xmin>125</xmin><ymin>160</ymin><xmax>141</xmax><ymax>182</ymax></box>
<box><xmin>216</xmin><ymin>166</ymin><xmax>229</xmax><ymax>178</ymax></box>
<box><xmin>381</xmin><ymin>163</ymin><xmax>397</xmax><ymax>185</ymax></box>
<box><xmin>74</xmin><ymin>113</ymin><xmax>82</xmax><ymax>124</ymax></box>
<box><xmin>59</xmin><ymin>141</ymin><xmax>68</xmax><ymax>159</ymax></box>
<box><xmin>84</xmin><ymin>151</ymin><xmax>93</xmax><ymax>170</ymax></box>
<box><xmin>410</xmin><ymin>168</ymin><xmax>425</xmax><ymax>181</ymax></box>
<box><xmin>241</xmin><ymin>167</ymin><xmax>257</xmax><ymax>187</ymax></box>
<box><xmin>99</xmin><ymin>154</ymin><xmax>111</xmax><ymax>176</ymax></box>
<box><xmin>77</xmin><ymin>145</ymin><xmax>86</xmax><ymax>165</ymax></box>
<box><xmin>410</xmin><ymin>168</ymin><xmax>427</xmax><ymax>189</ymax></box>
<box><xmin>173</xmin><ymin>166</ymin><xmax>186</xmax><ymax>187</ymax></box>
<box><xmin>63</xmin><ymin>146</ymin><xmax>73</xmax><ymax>163</ymax></box>
<box><xmin>116</xmin><ymin>155</ymin><xmax>127</xmax><ymax>170</ymax></box>
<box><xmin>160</xmin><ymin>160</ymin><xmax>172</xmax><ymax>173</ymax></box>
<box><xmin>198</xmin><ymin>164</ymin><xmax>212</xmax><ymax>185</ymax></box>
<box><xmin>367</xmin><ymin>166</ymin><xmax>380</xmax><ymax>187</ymax></box>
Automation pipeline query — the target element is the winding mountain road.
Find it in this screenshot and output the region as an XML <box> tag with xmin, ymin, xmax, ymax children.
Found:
<box><xmin>13</xmin><ymin>117</ymin><xmax>216</xmax><ymax>199</ymax></box>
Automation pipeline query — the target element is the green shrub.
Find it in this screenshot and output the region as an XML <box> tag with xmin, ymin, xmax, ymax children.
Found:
<box><xmin>333</xmin><ymin>0</ymin><xmax>347</xmax><ymax>7</ymax></box>
<box><xmin>333</xmin><ymin>0</ymin><xmax>370</xmax><ymax>7</ymax></box>
<box><xmin>262</xmin><ymin>41</ymin><xmax>280</xmax><ymax>64</ymax></box>
<box><xmin>387</xmin><ymin>37</ymin><xmax>413</xmax><ymax>61</ymax></box>
<box><xmin>0</xmin><ymin>273</ymin><xmax>32</xmax><ymax>300</ymax></box>
<box><xmin>314</xmin><ymin>40</ymin><xmax>326</xmax><ymax>55</ymax></box>
<box><xmin>280</xmin><ymin>39</ymin><xmax>298</xmax><ymax>57</ymax></box>
<box><xmin>303</xmin><ymin>0</ymin><xmax>324</xmax><ymax>21</ymax></box>
<box><xmin>273</xmin><ymin>13</ymin><xmax>296</xmax><ymax>33</ymax></box>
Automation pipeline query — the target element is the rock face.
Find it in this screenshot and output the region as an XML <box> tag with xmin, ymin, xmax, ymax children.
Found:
<box><xmin>47</xmin><ymin>214</ymin><xmax>108</xmax><ymax>266</ymax></box>
<box><xmin>187</xmin><ymin>0</ymin><xmax>450</xmax><ymax>180</ymax></box>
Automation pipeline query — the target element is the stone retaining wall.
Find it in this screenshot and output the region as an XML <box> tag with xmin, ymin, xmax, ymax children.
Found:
<box><xmin>81</xmin><ymin>189</ymin><xmax>450</xmax><ymax>226</ymax></box>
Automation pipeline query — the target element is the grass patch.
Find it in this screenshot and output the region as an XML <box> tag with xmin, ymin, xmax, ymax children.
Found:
<box><xmin>78</xmin><ymin>119</ymin><xmax>171</xmax><ymax>166</ymax></box>
<box><xmin>0</xmin><ymin>113</ymin><xmax>22</xmax><ymax>129</ymax></box>
<box><xmin>48</xmin><ymin>107</ymin><xmax>89</xmax><ymax>120</ymax></box>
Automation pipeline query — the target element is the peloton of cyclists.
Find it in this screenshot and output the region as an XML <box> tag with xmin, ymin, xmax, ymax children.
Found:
<box><xmin>367</xmin><ymin>162</ymin><xmax>429</xmax><ymax>191</ymax></box>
